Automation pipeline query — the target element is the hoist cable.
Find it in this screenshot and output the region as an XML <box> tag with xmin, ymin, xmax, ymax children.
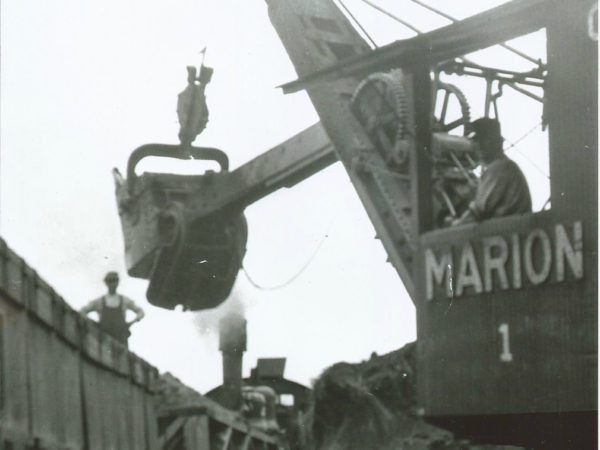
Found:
<box><xmin>242</xmin><ymin>236</ymin><xmax>327</xmax><ymax>291</ymax></box>
<box><xmin>357</xmin><ymin>0</ymin><xmax>423</xmax><ymax>34</ymax></box>
<box><xmin>356</xmin><ymin>0</ymin><xmax>540</xmax><ymax>68</ymax></box>
<box><xmin>406</xmin><ymin>0</ymin><xmax>541</xmax><ymax>65</ymax></box>
<box><xmin>336</xmin><ymin>0</ymin><xmax>379</xmax><ymax>48</ymax></box>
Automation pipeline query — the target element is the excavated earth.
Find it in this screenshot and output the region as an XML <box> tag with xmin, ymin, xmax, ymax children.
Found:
<box><xmin>306</xmin><ymin>342</ymin><xmax>525</xmax><ymax>450</ymax></box>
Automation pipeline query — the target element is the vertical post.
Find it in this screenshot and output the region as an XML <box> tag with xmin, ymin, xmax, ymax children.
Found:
<box><xmin>184</xmin><ymin>415</ymin><xmax>211</xmax><ymax>450</ymax></box>
<box><xmin>546</xmin><ymin>0</ymin><xmax>598</xmax><ymax>217</ymax></box>
<box><xmin>411</xmin><ymin>61</ymin><xmax>433</xmax><ymax>235</ymax></box>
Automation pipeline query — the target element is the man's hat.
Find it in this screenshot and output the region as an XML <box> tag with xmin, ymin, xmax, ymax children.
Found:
<box><xmin>104</xmin><ymin>271</ymin><xmax>119</xmax><ymax>282</ymax></box>
<box><xmin>469</xmin><ymin>117</ymin><xmax>502</xmax><ymax>139</ymax></box>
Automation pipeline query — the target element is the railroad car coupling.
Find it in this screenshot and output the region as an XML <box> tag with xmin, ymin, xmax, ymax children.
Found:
<box><xmin>113</xmin><ymin>144</ymin><xmax>247</xmax><ymax>311</ymax></box>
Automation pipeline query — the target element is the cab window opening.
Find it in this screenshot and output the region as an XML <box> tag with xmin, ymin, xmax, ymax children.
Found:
<box><xmin>429</xmin><ymin>29</ymin><xmax>550</xmax><ymax>228</ymax></box>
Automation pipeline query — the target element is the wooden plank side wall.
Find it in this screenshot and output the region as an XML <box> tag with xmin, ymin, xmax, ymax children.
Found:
<box><xmin>1</xmin><ymin>301</ymin><xmax>30</xmax><ymax>441</ymax></box>
<box><xmin>58</xmin><ymin>340</ymin><xmax>85</xmax><ymax>448</ymax></box>
<box><xmin>0</xmin><ymin>237</ymin><xmax>160</xmax><ymax>449</ymax></box>
<box><xmin>29</xmin><ymin>323</ymin><xmax>60</xmax><ymax>445</ymax></box>
<box><xmin>130</xmin><ymin>384</ymin><xmax>147</xmax><ymax>450</ymax></box>
<box><xmin>144</xmin><ymin>391</ymin><xmax>160</xmax><ymax>450</ymax></box>
<box><xmin>83</xmin><ymin>362</ymin><xmax>105</xmax><ymax>450</ymax></box>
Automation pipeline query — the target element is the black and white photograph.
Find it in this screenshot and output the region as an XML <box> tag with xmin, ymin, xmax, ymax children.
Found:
<box><xmin>0</xmin><ymin>0</ymin><xmax>597</xmax><ymax>448</ymax></box>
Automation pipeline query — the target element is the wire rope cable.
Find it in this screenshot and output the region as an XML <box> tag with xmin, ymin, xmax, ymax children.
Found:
<box><xmin>354</xmin><ymin>0</ymin><xmax>541</xmax><ymax>66</ymax></box>
<box><xmin>406</xmin><ymin>0</ymin><xmax>541</xmax><ymax>65</ymax></box>
<box><xmin>336</xmin><ymin>0</ymin><xmax>379</xmax><ymax>48</ymax></box>
<box><xmin>503</xmin><ymin>121</ymin><xmax>549</xmax><ymax>179</ymax></box>
<box><xmin>242</xmin><ymin>235</ymin><xmax>328</xmax><ymax>291</ymax></box>
<box><xmin>242</xmin><ymin>206</ymin><xmax>340</xmax><ymax>291</ymax></box>
<box><xmin>357</xmin><ymin>0</ymin><xmax>423</xmax><ymax>34</ymax></box>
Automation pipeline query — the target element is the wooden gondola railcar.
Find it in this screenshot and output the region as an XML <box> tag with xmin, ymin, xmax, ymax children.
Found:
<box><xmin>0</xmin><ymin>238</ymin><xmax>159</xmax><ymax>450</ymax></box>
<box><xmin>0</xmin><ymin>237</ymin><xmax>283</xmax><ymax>450</ymax></box>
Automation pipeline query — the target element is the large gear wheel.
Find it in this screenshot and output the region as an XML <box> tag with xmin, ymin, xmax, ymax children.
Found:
<box><xmin>351</xmin><ymin>75</ymin><xmax>472</xmax><ymax>166</ymax></box>
<box><xmin>351</xmin><ymin>70</ymin><xmax>410</xmax><ymax>167</ymax></box>
<box><xmin>433</xmin><ymin>82</ymin><xmax>471</xmax><ymax>135</ymax></box>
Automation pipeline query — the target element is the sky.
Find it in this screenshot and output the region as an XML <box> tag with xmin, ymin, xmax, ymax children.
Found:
<box><xmin>0</xmin><ymin>0</ymin><xmax>547</xmax><ymax>393</ymax></box>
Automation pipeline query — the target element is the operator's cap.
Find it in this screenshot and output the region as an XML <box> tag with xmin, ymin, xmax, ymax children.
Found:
<box><xmin>104</xmin><ymin>271</ymin><xmax>119</xmax><ymax>282</ymax></box>
<box><xmin>468</xmin><ymin>117</ymin><xmax>501</xmax><ymax>139</ymax></box>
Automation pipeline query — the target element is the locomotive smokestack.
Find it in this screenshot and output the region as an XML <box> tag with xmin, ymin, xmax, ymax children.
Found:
<box><xmin>218</xmin><ymin>311</ymin><xmax>247</xmax><ymax>410</ymax></box>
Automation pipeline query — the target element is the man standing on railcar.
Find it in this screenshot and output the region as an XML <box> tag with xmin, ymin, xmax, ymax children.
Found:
<box><xmin>452</xmin><ymin>117</ymin><xmax>532</xmax><ymax>225</ymax></box>
<box><xmin>81</xmin><ymin>271</ymin><xmax>145</xmax><ymax>345</ymax></box>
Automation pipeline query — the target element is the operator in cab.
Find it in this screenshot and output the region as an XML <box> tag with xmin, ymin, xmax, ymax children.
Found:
<box><xmin>452</xmin><ymin>118</ymin><xmax>532</xmax><ymax>225</ymax></box>
<box><xmin>81</xmin><ymin>271</ymin><xmax>145</xmax><ymax>345</ymax></box>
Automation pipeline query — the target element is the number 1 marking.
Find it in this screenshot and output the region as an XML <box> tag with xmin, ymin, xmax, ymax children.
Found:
<box><xmin>498</xmin><ymin>323</ymin><xmax>513</xmax><ymax>362</ymax></box>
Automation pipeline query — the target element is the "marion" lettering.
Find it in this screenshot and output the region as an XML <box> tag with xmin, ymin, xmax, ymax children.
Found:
<box><xmin>425</xmin><ymin>221</ymin><xmax>583</xmax><ymax>300</ymax></box>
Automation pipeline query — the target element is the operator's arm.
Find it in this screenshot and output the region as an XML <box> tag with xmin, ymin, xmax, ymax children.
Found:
<box><xmin>452</xmin><ymin>208</ymin><xmax>476</xmax><ymax>226</ymax></box>
<box><xmin>123</xmin><ymin>296</ymin><xmax>145</xmax><ymax>324</ymax></box>
<box><xmin>452</xmin><ymin>160</ymin><xmax>503</xmax><ymax>225</ymax></box>
<box><xmin>80</xmin><ymin>298</ymin><xmax>102</xmax><ymax>316</ymax></box>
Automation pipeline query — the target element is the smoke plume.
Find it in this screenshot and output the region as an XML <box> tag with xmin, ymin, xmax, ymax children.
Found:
<box><xmin>192</xmin><ymin>288</ymin><xmax>247</xmax><ymax>337</ymax></box>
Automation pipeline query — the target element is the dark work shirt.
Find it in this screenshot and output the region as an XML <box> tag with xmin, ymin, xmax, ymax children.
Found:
<box><xmin>469</xmin><ymin>155</ymin><xmax>532</xmax><ymax>220</ymax></box>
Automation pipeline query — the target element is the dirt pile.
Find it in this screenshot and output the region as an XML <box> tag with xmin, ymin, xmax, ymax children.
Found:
<box><xmin>307</xmin><ymin>342</ymin><xmax>523</xmax><ymax>450</ymax></box>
